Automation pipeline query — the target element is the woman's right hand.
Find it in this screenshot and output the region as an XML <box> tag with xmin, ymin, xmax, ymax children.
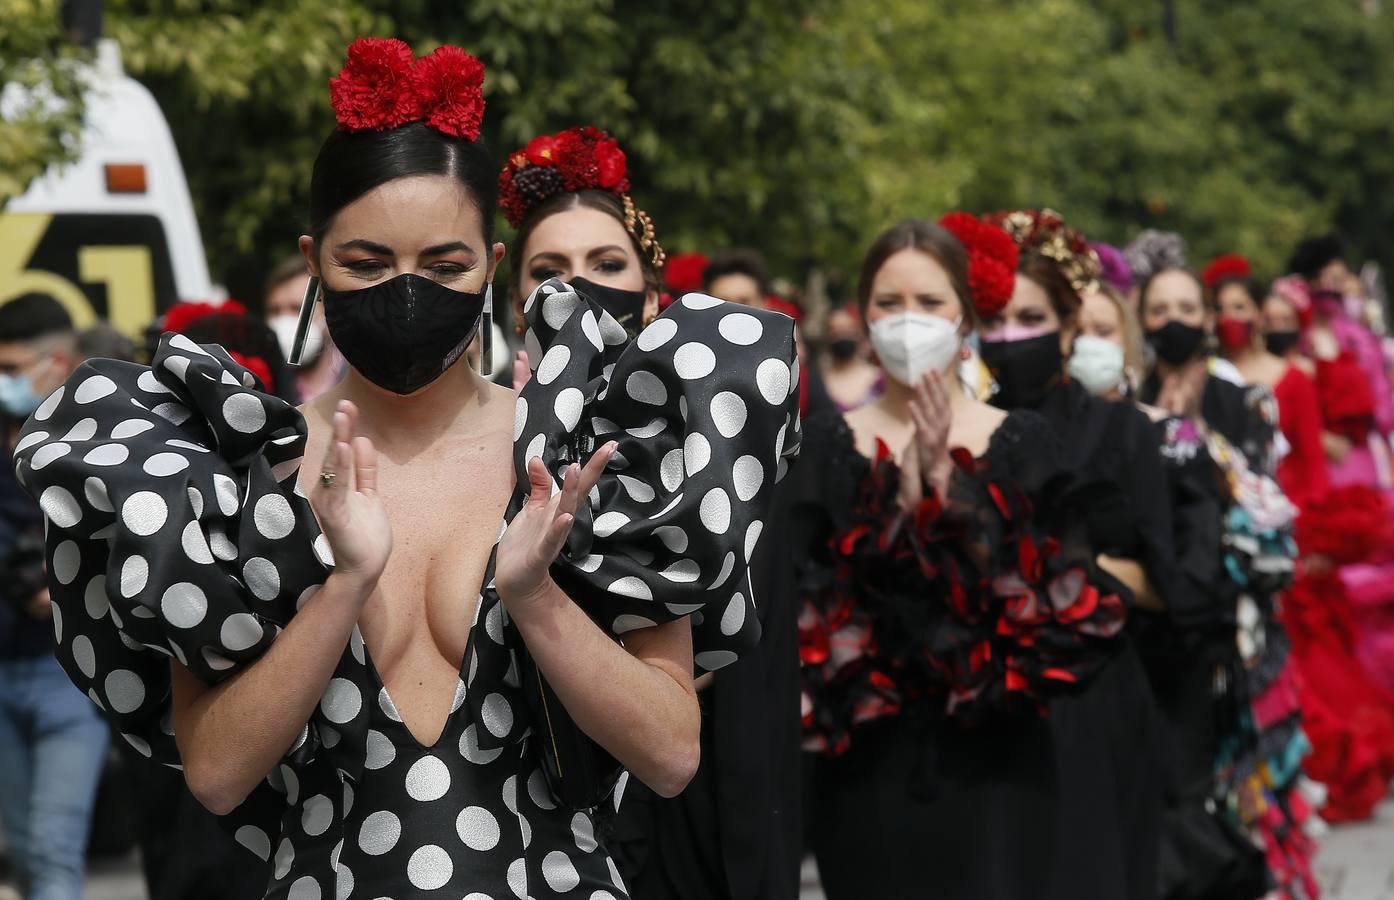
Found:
<box><xmin>898</xmin><ymin>369</ymin><xmax>954</xmax><ymax>509</ymax></box>
<box><xmin>309</xmin><ymin>400</ymin><xmax>393</xmax><ymax>588</ymax></box>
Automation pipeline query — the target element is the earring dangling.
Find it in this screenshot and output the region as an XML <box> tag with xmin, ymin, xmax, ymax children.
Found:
<box><xmin>960</xmin><ymin>344</ymin><xmax>971</xmax><ymax>361</ymax></box>
<box><xmin>288</xmin><ymin>275</ymin><xmax>321</xmax><ymax>367</ymax></box>
<box><xmin>480</xmin><ymin>284</ymin><xmax>494</xmax><ymax>377</ymax></box>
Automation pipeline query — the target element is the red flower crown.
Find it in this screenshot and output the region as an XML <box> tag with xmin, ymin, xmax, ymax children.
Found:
<box><xmin>500</xmin><ymin>127</ymin><xmax>664</xmax><ymax>269</ymax></box>
<box><xmin>1202</xmin><ymin>254</ymin><xmax>1252</xmax><ymax>290</ymax></box>
<box><xmin>330</xmin><ymin>38</ymin><xmax>485</xmax><ymax>141</ymax></box>
<box><xmin>938</xmin><ymin>212</ymin><xmax>1020</xmax><ymax>317</ymax></box>
<box><xmin>499</xmin><ymin>127</ymin><xmax>631</xmax><ymax>227</ymax></box>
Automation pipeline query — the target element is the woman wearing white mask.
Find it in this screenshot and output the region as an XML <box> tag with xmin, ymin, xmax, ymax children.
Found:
<box><xmin>800</xmin><ymin>220</ymin><xmax>1140</xmax><ymax>899</ymax></box>
<box><xmin>1070</xmin><ymin>282</ymin><xmax>1144</xmax><ymax>400</ymax></box>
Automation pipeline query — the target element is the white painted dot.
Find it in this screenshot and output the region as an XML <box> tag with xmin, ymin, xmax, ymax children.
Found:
<box><xmin>721</xmin><ymin>593</ymin><xmax>748</xmax><ymax>636</ymax></box>
<box><xmin>161</xmin><ymin>583</ymin><xmax>208</xmax><ymax>629</ymax></box>
<box><xmin>709</xmin><ymin>551</ymin><xmax>736</xmax><ymax>590</ymax></box>
<box><xmin>218</xmin><ymin>391</ymin><xmax>264</xmax><ymax>434</ymax></box>
<box><xmin>681</xmin><ymin>293</ymin><xmax>724</xmax><ymax>310</ymax></box>
<box><xmin>571</xmin><ymin>812</ymin><xmax>598</xmax><ymax>852</ymax></box>
<box><xmin>136</xmin><ymin>371</ymin><xmax>170</xmax><ymax>394</ymax></box>
<box><xmin>74</xmin><ymin>375</ymin><xmax>117</xmax><ymax>404</ymax></box>
<box><xmin>696</xmin><ymin>650</ymin><xmax>740</xmax><ymax>670</ymax></box>
<box><xmin>636</xmin><ymin>318</ymin><xmax>678</xmax><ymax>351</ymax></box>
<box><xmin>52</xmin><ymin>540</ymin><xmax>80</xmax><ymax>585</ymax></box>
<box><xmin>364</xmin><ymin>729</ymin><xmax>395</xmax><ymax>770</ymax></box>
<box><xmin>625</xmin><ymin>370</ymin><xmax>667</xmax><ymax>405</ymax></box>
<box><xmin>542</xmin><ymin>290</ymin><xmax>577</xmax><ymax>329</ymax></box>
<box><xmin>60</xmin><ymin>417</ymin><xmax>98</xmax><ymax>441</ymax></box>
<box><xmin>121</xmin><ymin>491</ymin><xmax>167</xmax><ymax>536</ymax></box>
<box><xmin>710</xmin><ymin>391</ymin><xmax>748</xmax><ymax>438</ymax></box>
<box><xmin>30</xmin><ymin>442</ymin><xmax>72</xmax><ymax>470</ymax></box>
<box><xmin>357</xmin><ymin>811</ymin><xmax>401</xmax><ymax>856</ymax></box>
<box><xmin>14</xmin><ymin>430</ymin><xmax>48</xmax><ymax>453</ymax></box>
<box><xmin>700</xmin><ymin>487</ymin><xmax>732</xmax><ymax>534</ymax></box>
<box><xmin>220</xmin><ymin>613</ymin><xmax>264</xmax><ymax>653</ymax></box>
<box><xmin>655</xmin><ymin>525</ymin><xmax>689</xmax><ymax>553</ymax></box>
<box><xmin>33</xmin><ymin>386</ymin><xmax>64</xmax><ymax>421</ymax></box>
<box><xmin>617</xmin><ymin>474</ymin><xmax>655</xmax><ymax>503</ymax></box>
<box><xmin>405</xmin><ymin>756</ymin><xmax>452</xmax><ymax>802</ymax></box>
<box><xmin>581</xmin><ymin>310</ymin><xmax>603</xmax><ymax>350</ymax></box>
<box><xmin>253</xmin><ymin>494</ymin><xmax>295</xmax><ymax>540</ymax></box>
<box><xmin>287</xmin><ymin>875</ymin><xmax>319</xmax><ymax>900</ymax></box>
<box><xmin>673</xmin><ymin>342</ymin><xmax>717</xmax><ymax>380</ymax></box>
<box><xmin>301</xmin><ymin>794</ymin><xmax>333</xmax><ymax>836</ymax></box>
<box><xmin>757</xmin><ymin>357</ymin><xmax>792</xmax><ymax>405</ymax></box>
<box><xmin>105</xmin><ymin>669</ymin><xmax>146</xmax><ymax>714</ymax></box>
<box><xmin>234</xmin><ymin>825</ymin><xmax>271</xmax><ymax>861</ymax></box>
<box><xmin>684</xmin><ymin>432</ymin><xmax>711</xmax><ymax>476</ymax></box>
<box><xmin>608</xmin><ymin>577</ymin><xmax>653</xmax><ymax>601</ymax></box>
<box><xmin>733</xmin><ymin>455</ymin><xmax>764</xmax><ymax>502</ymax></box>
<box><xmin>543</xmin><ymin>850</ymin><xmax>581</xmax><ymax>892</ymax></box>
<box><xmin>407</xmin><ymin>845</ymin><xmax>453</xmax><ymax>891</ymax></box>
<box><xmin>142</xmin><ymin>452</ymin><xmax>189</xmax><ymax>477</ymax></box>
<box><xmin>613</xmin><ymin>613</ymin><xmax>658</xmax><ymax>633</ymax></box>
<box><xmin>535</xmin><ymin>344</ymin><xmax>572</xmax><ymax>385</ymax></box>
<box><xmin>320</xmin><ymin>677</ymin><xmax>361</xmax><ymax>724</ymax></box>
<box><xmin>718</xmin><ymin>312</ymin><xmax>764</xmax><ymax>345</ymax></box>
<box><xmin>40</xmin><ymin>486</ymin><xmax>82</xmax><ymax>528</ymax></box>
<box><xmin>513</xmin><ymin>397</ymin><xmax>529</xmax><ymax>441</ymax></box>
<box><xmin>243</xmin><ymin>557</ymin><xmax>280</xmax><ymax>601</ymax></box>
<box><xmin>119</xmin><ymin>555</ymin><xmax>148</xmax><ymax>598</ymax></box>
<box><xmin>72</xmin><ymin>635</ymin><xmax>96</xmax><ymax>678</ymax></box>
<box><xmin>180</xmin><ymin>521</ymin><xmax>213</xmax><ymax>565</ymax></box>
<box><xmin>83</xmin><ymin>443</ymin><xmax>128</xmax><ymax>466</ymax></box>
<box><xmin>459</xmin><ymin>723</ymin><xmax>502</xmax><ymax>765</ymax></box>
<box><xmin>482</xmin><ymin>693</ymin><xmax>513</xmax><ymax>738</ymax></box>
<box><xmin>83</xmin><ymin>575</ymin><xmax>109</xmax><ymax>618</ymax></box>
<box><xmin>457</xmin><ymin>805</ymin><xmax>501</xmax><ymax>851</ymax></box>
<box><xmin>554</xmin><ymin>387</ymin><xmax>584</xmax><ymax>431</ymax></box>
<box><xmin>593</xmin><ymin>511</ymin><xmax>630</xmax><ymax>538</ymax></box>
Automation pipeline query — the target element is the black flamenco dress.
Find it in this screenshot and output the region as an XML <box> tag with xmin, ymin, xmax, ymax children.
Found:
<box><xmin>1006</xmin><ymin>377</ymin><xmax>1178</xmax><ymax>899</ymax></box>
<box><xmin>12</xmin><ymin>279</ymin><xmax>801</xmax><ymax>900</ymax></box>
<box><xmin>801</xmin><ymin>407</ymin><xmax>1139</xmax><ymax>900</ymax></box>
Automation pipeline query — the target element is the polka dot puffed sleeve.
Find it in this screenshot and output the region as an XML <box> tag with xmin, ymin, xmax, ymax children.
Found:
<box><xmin>515</xmin><ymin>279</ymin><xmax>802</xmax><ymax>672</ymax></box>
<box><xmin>11</xmin><ymin>333</ymin><xmax>332</xmax><ymax>768</ymax></box>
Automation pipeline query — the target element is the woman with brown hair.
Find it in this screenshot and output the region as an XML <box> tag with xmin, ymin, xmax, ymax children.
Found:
<box><xmin>800</xmin><ymin>217</ymin><xmax>1134</xmax><ymax>898</ymax></box>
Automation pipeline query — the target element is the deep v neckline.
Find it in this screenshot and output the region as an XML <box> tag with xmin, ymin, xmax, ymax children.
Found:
<box><xmin>359</xmin><ymin>543</ymin><xmax>499</xmax><ymax>751</ymax></box>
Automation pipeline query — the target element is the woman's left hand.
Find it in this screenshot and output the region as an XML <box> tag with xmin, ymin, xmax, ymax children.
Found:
<box><xmin>496</xmin><ymin>442</ymin><xmax>618</xmax><ymax>615</ymax></box>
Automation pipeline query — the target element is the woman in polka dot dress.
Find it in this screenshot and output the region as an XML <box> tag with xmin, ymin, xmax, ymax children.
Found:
<box><xmin>11</xmin><ymin>39</ymin><xmax>800</xmax><ymax>900</ymax></box>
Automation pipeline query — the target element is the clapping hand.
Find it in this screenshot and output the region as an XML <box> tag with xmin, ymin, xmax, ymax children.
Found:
<box><xmin>496</xmin><ymin>442</ymin><xmax>618</xmax><ymax>614</ymax></box>
<box><xmin>308</xmin><ymin>400</ymin><xmax>393</xmax><ymax>587</ymax></box>
<box><xmin>898</xmin><ymin>369</ymin><xmax>954</xmax><ymax>510</ymax></box>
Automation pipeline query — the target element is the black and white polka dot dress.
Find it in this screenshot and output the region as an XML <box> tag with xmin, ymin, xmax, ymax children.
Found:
<box><xmin>12</xmin><ymin>279</ymin><xmax>800</xmax><ymax>899</ymax></box>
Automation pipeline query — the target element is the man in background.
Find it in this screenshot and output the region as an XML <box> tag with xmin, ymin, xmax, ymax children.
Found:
<box><xmin>0</xmin><ymin>294</ymin><xmax>110</xmax><ymax>900</ymax></box>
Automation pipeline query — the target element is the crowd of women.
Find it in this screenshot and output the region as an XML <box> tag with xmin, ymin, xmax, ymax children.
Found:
<box><xmin>7</xmin><ymin>34</ymin><xmax>1394</xmax><ymax>900</ymax></box>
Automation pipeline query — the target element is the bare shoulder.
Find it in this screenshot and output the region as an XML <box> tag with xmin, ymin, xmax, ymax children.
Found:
<box><xmin>1138</xmin><ymin>402</ymin><xmax>1169</xmax><ymax>423</ymax></box>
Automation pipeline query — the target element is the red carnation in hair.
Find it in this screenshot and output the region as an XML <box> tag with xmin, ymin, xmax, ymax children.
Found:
<box><xmin>499</xmin><ymin>126</ymin><xmax>633</xmax><ymax>227</ymax></box>
<box><xmin>938</xmin><ymin>212</ymin><xmax>1020</xmax><ymax>317</ymax></box>
<box><xmin>330</xmin><ymin>38</ymin><xmax>422</xmax><ymax>132</ymax></box>
<box><xmin>163</xmin><ymin>299</ymin><xmax>248</xmax><ymax>335</ymax></box>
<box><xmin>664</xmin><ymin>253</ymin><xmax>709</xmax><ymax>295</ymax></box>
<box><xmin>411</xmin><ymin>45</ymin><xmax>486</xmax><ymax>140</ymax></box>
<box><xmin>1202</xmin><ymin>254</ymin><xmax>1252</xmax><ymax>289</ymax></box>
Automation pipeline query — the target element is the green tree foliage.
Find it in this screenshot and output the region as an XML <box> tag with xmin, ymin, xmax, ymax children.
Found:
<box><xmin>0</xmin><ymin>0</ymin><xmax>88</xmax><ymax>201</ymax></box>
<box><xmin>9</xmin><ymin>0</ymin><xmax>1394</xmax><ymax>294</ymax></box>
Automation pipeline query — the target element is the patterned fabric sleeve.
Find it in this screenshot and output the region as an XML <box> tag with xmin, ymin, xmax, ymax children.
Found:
<box><xmin>11</xmin><ymin>333</ymin><xmax>332</xmax><ymax>793</ymax></box>
<box><xmin>514</xmin><ymin>279</ymin><xmax>801</xmax><ymax>673</ymax></box>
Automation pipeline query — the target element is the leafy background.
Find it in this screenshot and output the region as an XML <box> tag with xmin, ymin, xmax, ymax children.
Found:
<box><xmin>7</xmin><ymin>0</ymin><xmax>1394</xmax><ymax>306</ymax></box>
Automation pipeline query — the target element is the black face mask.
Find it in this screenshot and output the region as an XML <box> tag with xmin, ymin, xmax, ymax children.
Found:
<box><xmin>1146</xmin><ymin>320</ymin><xmax>1207</xmax><ymax>366</ymax></box>
<box><xmin>570</xmin><ymin>277</ymin><xmax>648</xmax><ymax>339</ymax></box>
<box><xmin>980</xmin><ymin>331</ymin><xmax>1064</xmax><ymax>409</ymax></box>
<box><xmin>827</xmin><ymin>337</ymin><xmax>859</xmax><ymax>362</ymax></box>
<box><xmin>323</xmin><ymin>273</ymin><xmax>486</xmax><ymax>395</ymax></box>
<box><xmin>1265</xmin><ymin>330</ymin><xmax>1301</xmax><ymax>357</ymax></box>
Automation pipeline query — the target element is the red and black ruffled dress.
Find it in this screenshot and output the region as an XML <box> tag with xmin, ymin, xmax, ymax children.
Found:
<box><xmin>800</xmin><ymin>406</ymin><xmax>1155</xmax><ymax>900</ymax></box>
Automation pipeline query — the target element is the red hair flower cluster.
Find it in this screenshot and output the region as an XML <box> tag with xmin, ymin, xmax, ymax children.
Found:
<box><xmin>329</xmin><ymin>38</ymin><xmax>485</xmax><ymax>141</ymax></box>
<box><xmin>1202</xmin><ymin>253</ymin><xmax>1253</xmax><ymax>290</ymax></box>
<box><xmin>664</xmin><ymin>252</ymin><xmax>709</xmax><ymax>295</ymax></box>
<box><xmin>499</xmin><ymin>127</ymin><xmax>631</xmax><ymax>227</ymax></box>
<box><xmin>938</xmin><ymin>212</ymin><xmax>1020</xmax><ymax>317</ymax></box>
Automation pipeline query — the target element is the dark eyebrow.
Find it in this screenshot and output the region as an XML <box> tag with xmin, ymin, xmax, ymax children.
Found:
<box><xmin>525</xmin><ymin>251</ymin><xmax>567</xmax><ymax>267</ymax></box>
<box><xmin>334</xmin><ymin>239</ymin><xmax>395</xmax><ymax>255</ymax></box>
<box><xmin>421</xmin><ymin>241</ymin><xmax>473</xmax><ymax>256</ymax></box>
<box><xmin>586</xmin><ymin>245</ymin><xmax>627</xmax><ymax>258</ymax></box>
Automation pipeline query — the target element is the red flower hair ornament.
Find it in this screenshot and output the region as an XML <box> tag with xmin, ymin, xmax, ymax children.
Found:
<box><xmin>938</xmin><ymin>212</ymin><xmax>1020</xmax><ymax>317</ymax></box>
<box><xmin>329</xmin><ymin>38</ymin><xmax>485</xmax><ymax>141</ymax></box>
<box><xmin>500</xmin><ymin>127</ymin><xmax>664</xmax><ymax>270</ymax></box>
<box><xmin>1202</xmin><ymin>254</ymin><xmax>1253</xmax><ymax>290</ymax></box>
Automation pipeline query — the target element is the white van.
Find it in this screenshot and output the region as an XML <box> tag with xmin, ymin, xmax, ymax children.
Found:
<box><xmin>1</xmin><ymin>38</ymin><xmax>213</xmax><ymax>337</ymax></box>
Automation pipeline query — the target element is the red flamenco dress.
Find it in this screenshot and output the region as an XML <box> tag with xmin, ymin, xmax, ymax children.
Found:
<box><xmin>1312</xmin><ymin>353</ymin><xmax>1394</xmax><ymax>697</ymax></box>
<box><xmin>799</xmin><ymin>408</ymin><xmax>1156</xmax><ymax>900</ymax></box>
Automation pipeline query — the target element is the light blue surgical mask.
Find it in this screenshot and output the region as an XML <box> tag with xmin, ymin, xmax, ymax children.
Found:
<box><xmin>0</xmin><ymin>372</ymin><xmax>44</xmax><ymax>418</ymax></box>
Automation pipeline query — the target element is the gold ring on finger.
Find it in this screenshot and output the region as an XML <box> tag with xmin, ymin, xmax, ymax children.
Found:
<box><xmin>320</xmin><ymin>470</ymin><xmax>337</xmax><ymax>487</ymax></box>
